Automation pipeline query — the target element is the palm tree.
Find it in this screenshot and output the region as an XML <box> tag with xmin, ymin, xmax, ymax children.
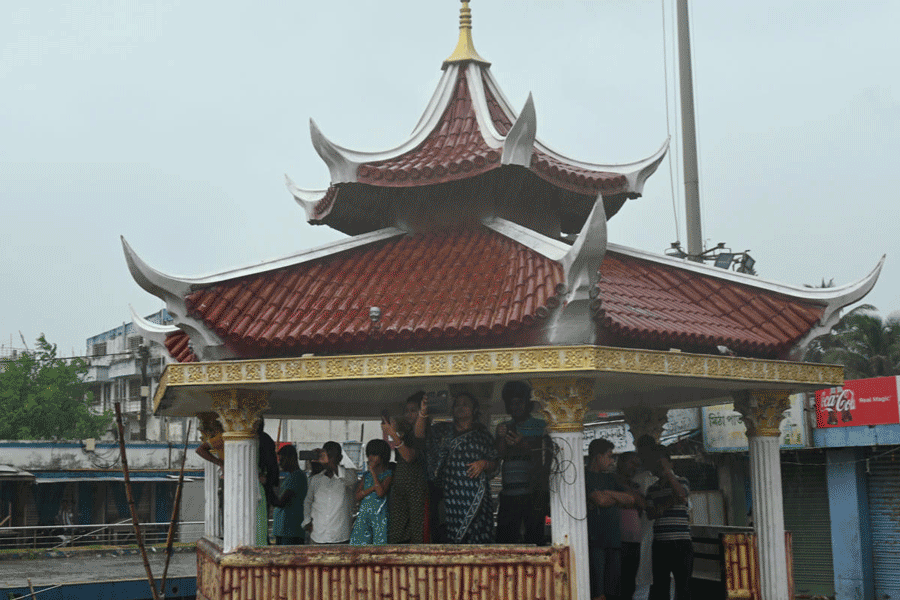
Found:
<box><xmin>805</xmin><ymin>306</ymin><xmax>900</xmax><ymax>379</ymax></box>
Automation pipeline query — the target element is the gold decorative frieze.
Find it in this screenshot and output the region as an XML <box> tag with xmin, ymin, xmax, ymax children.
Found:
<box><xmin>154</xmin><ymin>346</ymin><xmax>843</xmax><ymax>413</ymax></box>
<box><xmin>531</xmin><ymin>377</ymin><xmax>594</xmax><ymax>432</ymax></box>
<box><xmin>732</xmin><ymin>390</ymin><xmax>793</xmax><ymax>437</ymax></box>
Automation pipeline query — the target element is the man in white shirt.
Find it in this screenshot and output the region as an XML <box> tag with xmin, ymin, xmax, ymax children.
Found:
<box><xmin>303</xmin><ymin>441</ymin><xmax>357</xmax><ymax>544</ymax></box>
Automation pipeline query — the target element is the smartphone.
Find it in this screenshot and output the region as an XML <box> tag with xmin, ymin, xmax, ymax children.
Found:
<box><xmin>380</xmin><ymin>409</ymin><xmax>392</xmax><ymax>424</ymax></box>
<box><xmin>297</xmin><ymin>450</ymin><xmax>320</xmax><ymax>461</ymax></box>
<box><xmin>425</xmin><ymin>390</ymin><xmax>450</xmax><ymax>414</ymax></box>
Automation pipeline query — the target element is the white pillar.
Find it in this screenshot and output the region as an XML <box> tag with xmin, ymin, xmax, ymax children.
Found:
<box><xmin>735</xmin><ymin>390</ymin><xmax>792</xmax><ymax>600</ymax></box>
<box><xmin>210</xmin><ymin>389</ymin><xmax>270</xmax><ymax>553</ymax></box>
<box><xmin>222</xmin><ymin>433</ymin><xmax>259</xmax><ymax>552</ymax></box>
<box><xmin>749</xmin><ymin>436</ymin><xmax>788</xmax><ymax>600</ymax></box>
<box><xmin>531</xmin><ymin>378</ymin><xmax>594</xmax><ymax>600</ymax></box>
<box><xmin>203</xmin><ymin>461</ymin><xmax>221</xmax><ymax>539</ymax></box>
<box><xmin>548</xmin><ymin>430</ymin><xmax>590</xmax><ymax>599</ymax></box>
<box><xmin>196</xmin><ymin>412</ymin><xmax>223</xmax><ymax>540</ymax></box>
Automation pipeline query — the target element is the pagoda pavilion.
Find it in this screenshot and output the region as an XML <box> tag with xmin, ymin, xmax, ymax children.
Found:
<box><xmin>125</xmin><ymin>4</ymin><xmax>881</xmax><ymax>600</ymax></box>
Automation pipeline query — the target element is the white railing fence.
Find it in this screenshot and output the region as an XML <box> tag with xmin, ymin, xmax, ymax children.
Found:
<box><xmin>0</xmin><ymin>520</ymin><xmax>204</xmax><ymax>551</ymax></box>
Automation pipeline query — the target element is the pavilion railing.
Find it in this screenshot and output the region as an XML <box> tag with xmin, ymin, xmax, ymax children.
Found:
<box><xmin>0</xmin><ymin>520</ymin><xmax>204</xmax><ymax>551</ymax></box>
<box><xmin>197</xmin><ymin>537</ymin><xmax>572</xmax><ymax>600</ymax></box>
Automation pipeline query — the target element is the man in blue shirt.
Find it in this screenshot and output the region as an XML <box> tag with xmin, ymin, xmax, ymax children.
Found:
<box><xmin>495</xmin><ymin>381</ymin><xmax>549</xmax><ymax>545</ymax></box>
<box><xmin>269</xmin><ymin>444</ymin><xmax>308</xmax><ymax>545</ymax></box>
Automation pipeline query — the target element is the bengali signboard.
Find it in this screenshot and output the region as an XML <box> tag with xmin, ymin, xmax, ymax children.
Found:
<box><xmin>815</xmin><ymin>376</ymin><xmax>900</xmax><ymax>428</ymax></box>
<box><xmin>583</xmin><ymin>422</ymin><xmax>631</xmax><ymax>454</ymax></box>
<box><xmin>702</xmin><ymin>394</ymin><xmax>808</xmax><ymax>452</ymax></box>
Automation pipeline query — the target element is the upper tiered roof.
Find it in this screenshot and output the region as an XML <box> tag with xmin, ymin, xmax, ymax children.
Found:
<box><xmin>290</xmin><ymin>2</ymin><xmax>668</xmax><ymax>237</ymax></box>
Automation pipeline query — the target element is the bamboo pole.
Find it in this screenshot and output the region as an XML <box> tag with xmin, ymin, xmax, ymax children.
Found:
<box><xmin>160</xmin><ymin>420</ymin><xmax>192</xmax><ymax>596</ymax></box>
<box><xmin>114</xmin><ymin>402</ymin><xmax>161</xmax><ymax>600</ymax></box>
<box><xmin>27</xmin><ymin>578</ymin><xmax>36</xmax><ymax>600</ymax></box>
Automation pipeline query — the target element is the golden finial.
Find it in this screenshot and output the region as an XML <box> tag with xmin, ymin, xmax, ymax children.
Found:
<box><xmin>442</xmin><ymin>1</ymin><xmax>490</xmax><ymax>69</ymax></box>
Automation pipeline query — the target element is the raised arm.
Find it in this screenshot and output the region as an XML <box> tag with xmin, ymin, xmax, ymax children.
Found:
<box><xmin>302</xmin><ymin>479</ymin><xmax>314</xmax><ymax>531</ymax></box>
<box><xmin>414</xmin><ymin>396</ymin><xmax>429</xmax><ymax>439</ymax></box>
<box><xmin>354</xmin><ymin>476</ymin><xmax>369</xmax><ymax>502</ymax></box>
<box><xmin>196</xmin><ymin>441</ymin><xmax>223</xmax><ymax>468</ymax></box>
<box><xmin>371</xmin><ymin>471</ymin><xmax>393</xmax><ymax>498</ymax></box>
<box><xmin>382</xmin><ymin>422</ymin><xmax>417</xmax><ymax>463</ymax></box>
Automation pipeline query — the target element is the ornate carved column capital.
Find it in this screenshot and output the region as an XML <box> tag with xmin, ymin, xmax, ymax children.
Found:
<box><xmin>732</xmin><ymin>389</ymin><xmax>792</xmax><ymax>437</ymax></box>
<box><xmin>622</xmin><ymin>406</ymin><xmax>668</xmax><ymax>443</ymax></box>
<box><xmin>209</xmin><ymin>389</ymin><xmax>270</xmax><ymax>440</ymax></box>
<box><xmin>195</xmin><ymin>411</ymin><xmax>223</xmax><ymax>442</ymax></box>
<box><xmin>530</xmin><ymin>377</ymin><xmax>594</xmax><ymax>432</ymax></box>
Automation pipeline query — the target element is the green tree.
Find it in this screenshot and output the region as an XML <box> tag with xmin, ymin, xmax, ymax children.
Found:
<box><xmin>0</xmin><ymin>335</ymin><xmax>112</xmax><ymax>439</ymax></box>
<box><xmin>805</xmin><ymin>306</ymin><xmax>900</xmax><ymax>379</ymax></box>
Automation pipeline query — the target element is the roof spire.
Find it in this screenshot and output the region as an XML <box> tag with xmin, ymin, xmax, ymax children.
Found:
<box><xmin>442</xmin><ymin>1</ymin><xmax>490</xmax><ymax>69</ymax></box>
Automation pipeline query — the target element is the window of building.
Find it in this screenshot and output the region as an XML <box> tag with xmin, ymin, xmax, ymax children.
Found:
<box><xmin>127</xmin><ymin>336</ymin><xmax>143</xmax><ymax>352</ymax></box>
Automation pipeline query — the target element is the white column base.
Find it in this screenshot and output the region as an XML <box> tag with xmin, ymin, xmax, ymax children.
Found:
<box><xmin>223</xmin><ymin>436</ymin><xmax>259</xmax><ymax>552</ymax></box>
<box><xmin>548</xmin><ymin>430</ymin><xmax>590</xmax><ymax>600</ymax></box>
<box><xmin>749</xmin><ymin>435</ymin><xmax>788</xmax><ymax>600</ymax></box>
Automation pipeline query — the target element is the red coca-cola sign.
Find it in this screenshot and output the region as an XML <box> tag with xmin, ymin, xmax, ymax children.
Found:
<box><xmin>815</xmin><ymin>376</ymin><xmax>900</xmax><ymax>428</ymax></box>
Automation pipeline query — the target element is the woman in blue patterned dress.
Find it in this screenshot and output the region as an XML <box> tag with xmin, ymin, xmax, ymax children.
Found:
<box><xmin>350</xmin><ymin>439</ymin><xmax>393</xmax><ymax>545</ymax></box>
<box><xmin>426</xmin><ymin>392</ymin><xmax>498</xmax><ymax>544</ymax></box>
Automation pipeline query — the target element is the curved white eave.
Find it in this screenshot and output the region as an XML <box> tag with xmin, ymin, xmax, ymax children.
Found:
<box><xmin>121</xmin><ymin>237</ymin><xmax>229</xmax><ymax>357</ymax></box>
<box><xmin>482</xmin><ymin>69</ymin><xmax>669</xmax><ymax>193</ymax></box>
<box><xmin>482</xmin><ymin>220</ymin><xmax>885</xmax><ymax>313</ymax></box>
<box><xmin>500</xmin><ymin>92</ymin><xmax>537</xmax><ymax>166</ymax></box>
<box><xmin>122</xmin><ymin>237</ymin><xmax>193</xmax><ymax>303</ymax></box>
<box><xmin>791</xmin><ymin>255</ymin><xmax>886</xmax><ymax>355</ymax></box>
<box><xmin>482</xmin><ymin>217</ymin><xmax>569</xmax><ymax>262</ymax></box>
<box><xmin>124</xmin><ymin>228</ymin><xmax>407</xmax><ymax>291</ymax></box>
<box><xmin>284</xmin><ymin>174</ymin><xmax>328</xmax><ymax>222</ymax></box>
<box><xmin>129</xmin><ymin>304</ymin><xmax>178</xmax><ymax>347</ymax></box>
<box><xmin>560</xmin><ymin>196</ymin><xmax>608</xmax><ymax>304</ymax></box>
<box><xmin>309</xmin><ymin>66</ymin><xmax>461</xmax><ymax>184</ymax></box>
<box><xmin>610</xmin><ymin>244</ymin><xmax>886</xmax><ymax>307</ymax></box>
<box><xmin>465</xmin><ymin>63</ymin><xmax>505</xmax><ymax>149</ymax></box>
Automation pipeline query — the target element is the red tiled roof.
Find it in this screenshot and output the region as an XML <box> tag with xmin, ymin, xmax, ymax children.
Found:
<box><xmin>597</xmin><ymin>252</ymin><xmax>827</xmax><ymax>356</ymax></box>
<box><xmin>357</xmin><ymin>74</ymin><xmax>501</xmax><ymax>186</ymax></box>
<box><xmin>173</xmin><ymin>230</ymin><xmax>827</xmax><ymax>360</ymax></box>
<box><xmin>164</xmin><ymin>331</ymin><xmax>198</xmax><ymax>363</ymax></box>
<box><xmin>480</xmin><ymin>77</ymin><xmax>630</xmax><ymax>197</ymax></box>
<box><xmin>350</xmin><ymin>69</ymin><xmax>630</xmax><ymax>196</ymax></box>
<box><xmin>183</xmin><ymin>228</ymin><xmax>565</xmax><ymax>356</ymax></box>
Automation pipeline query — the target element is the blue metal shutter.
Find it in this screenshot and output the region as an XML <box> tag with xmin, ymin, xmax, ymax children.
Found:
<box><xmin>867</xmin><ymin>453</ymin><xmax>900</xmax><ymax>600</ymax></box>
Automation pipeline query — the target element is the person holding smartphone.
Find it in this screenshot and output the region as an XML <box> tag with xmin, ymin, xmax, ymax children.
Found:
<box><xmin>381</xmin><ymin>392</ymin><xmax>430</xmax><ymax>543</ymax></box>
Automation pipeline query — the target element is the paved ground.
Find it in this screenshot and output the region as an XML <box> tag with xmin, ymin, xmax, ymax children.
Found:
<box><xmin>0</xmin><ymin>550</ymin><xmax>196</xmax><ymax>589</ymax></box>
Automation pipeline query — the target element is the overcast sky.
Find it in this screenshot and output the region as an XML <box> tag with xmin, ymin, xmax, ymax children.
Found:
<box><xmin>3</xmin><ymin>1</ymin><xmax>898</xmax><ymax>356</ymax></box>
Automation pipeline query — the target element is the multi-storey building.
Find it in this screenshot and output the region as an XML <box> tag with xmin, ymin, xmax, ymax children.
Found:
<box><xmin>85</xmin><ymin>309</ymin><xmax>196</xmax><ymax>443</ymax></box>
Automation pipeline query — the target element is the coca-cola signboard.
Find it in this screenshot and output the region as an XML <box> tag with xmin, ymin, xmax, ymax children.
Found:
<box><xmin>815</xmin><ymin>376</ymin><xmax>900</xmax><ymax>428</ymax></box>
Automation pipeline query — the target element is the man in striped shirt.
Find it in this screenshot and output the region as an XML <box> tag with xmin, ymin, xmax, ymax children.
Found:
<box><xmin>645</xmin><ymin>445</ymin><xmax>692</xmax><ymax>600</ymax></box>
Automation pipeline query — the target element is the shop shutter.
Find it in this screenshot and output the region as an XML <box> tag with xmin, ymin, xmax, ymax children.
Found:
<box><xmin>866</xmin><ymin>452</ymin><xmax>900</xmax><ymax>600</ymax></box>
<box><xmin>781</xmin><ymin>456</ymin><xmax>834</xmax><ymax>598</ymax></box>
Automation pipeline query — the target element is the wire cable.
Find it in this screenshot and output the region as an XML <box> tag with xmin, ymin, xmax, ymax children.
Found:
<box><xmin>661</xmin><ymin>0</ymin><xmax>681</xmax><ymax>244</ymax></box>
